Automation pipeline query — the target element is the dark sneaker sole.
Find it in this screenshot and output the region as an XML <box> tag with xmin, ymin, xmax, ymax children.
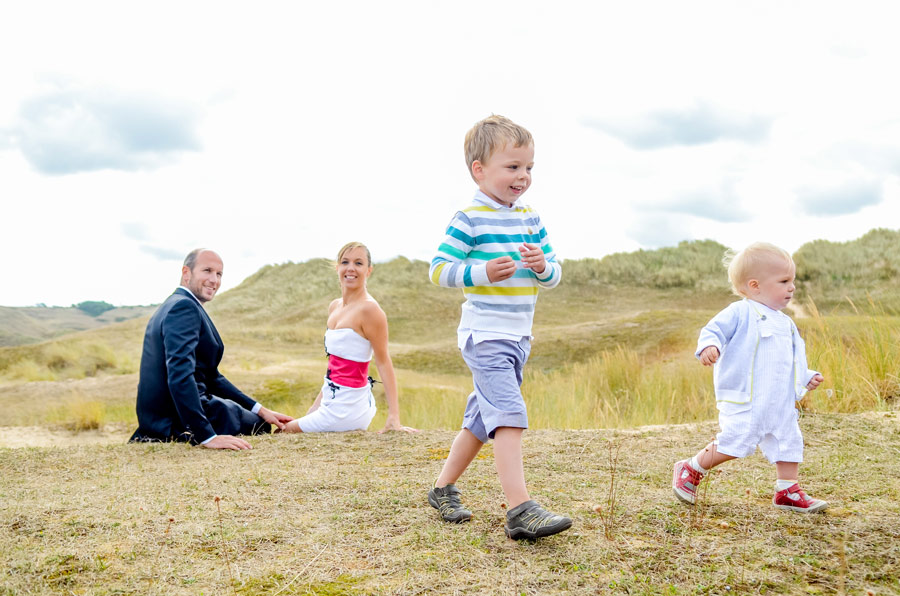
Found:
<box><xmin>504</xmin><ymin>517</ymin><xmax>572</xmax><ymax>540</ymax></box>
<box><xmin>427</xmin><ymin>492</ymin><xmax>472</xmax><ymax>523</ymax></box>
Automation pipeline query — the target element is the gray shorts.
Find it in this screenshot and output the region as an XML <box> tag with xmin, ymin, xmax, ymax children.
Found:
<box><xmin>460</xmin><ymin>337</ymin><xmax>530</xmax><ymax>443</ymax></box>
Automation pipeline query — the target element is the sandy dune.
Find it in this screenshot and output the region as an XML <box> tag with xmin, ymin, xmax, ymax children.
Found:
<box><xmin>0</xmin><ymin>423</ymin><xmax>131</xmax><ymax>448</ymax></box>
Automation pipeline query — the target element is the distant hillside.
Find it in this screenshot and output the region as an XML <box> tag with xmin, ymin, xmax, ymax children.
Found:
<box><xmin>795</xmin><ymin>228</ymin><xmax>900</xmax><ymax>312</ymax></box>
<box><xmin>2</xmin><ymin>232</ymin><xmax>899</xmax><ymax>434</ymax></box>
<box><xmin>563</xmin><ymin>239</ymin><xmax>730</xmax><ymax>290</ymax></box>
<box><xmin>0</xmin><ymin>305</ymin><xmax>157</xmax><ymax>347</ymax></box>
<box><xmin>2</xmin><ymin>230</ymin><xmax>897</xmax><ymax>375</ymax></box>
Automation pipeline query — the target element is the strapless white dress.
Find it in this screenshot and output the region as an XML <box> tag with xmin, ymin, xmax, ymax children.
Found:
<box><xmin>296</xmin><ymin>328</ymin><xmax>377</xmax><ymax>432</ymax></box>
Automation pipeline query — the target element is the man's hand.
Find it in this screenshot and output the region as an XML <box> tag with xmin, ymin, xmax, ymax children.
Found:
<box><xmin>203</xmin><ymin>435</ymin><xmax>252</xmax><ymax>450</ymax></box>
<box><xmin>257</xmin><ymin>406</ymin><xmax>293</xmax><ymax>431</ymax></box>
<box><xmin>486</xmin><ymin>256</ymin><xmax>516</xmax><ymax>283</ymax></box>
<box><xmin>806</xmin><ymin>373</ymin><xmax>825</xmax><ymax>391</ymax></box>
<box><xmin>518</xmin><ymin>243</ymin><xmax>546</xmax><ymax>274</ymax></box>
<box><xmin>699</xmin><ymin>346</ymin><xmax>720</xmax><ymax>366</ymax></box>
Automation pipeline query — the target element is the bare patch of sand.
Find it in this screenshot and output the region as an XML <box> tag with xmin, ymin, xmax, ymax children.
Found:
<box><xmin>0</xmin><ymin>423</ymin><xmax>131</xmax><ymax>448</ymax></box>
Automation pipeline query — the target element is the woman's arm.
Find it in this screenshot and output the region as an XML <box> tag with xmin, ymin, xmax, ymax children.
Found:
<box><xmin>307</xmin><ymin>389</ymin><xmax>324</xmax><ymax>414</ymax></box>
<box><xmin>362</xmin><ymin>302</ymin><xmax>418</xmax><ymax>433</ymax></box>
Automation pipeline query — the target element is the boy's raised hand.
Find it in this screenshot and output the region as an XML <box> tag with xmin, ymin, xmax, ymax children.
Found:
<box><xmin>806</xmin><ymin>373</ymin><xmax>825</xmax><ymax>391</ymax></box>
<box><xmin>699</xmin><ymin>346</ymin><xmax>720</xmax><ymax>366</ymax></box>
<box><xmin>487</xmin><ymin>256</ymin><xmax>517</xmax><ymax>283</ymax></box>
<box><xmin>519</xmin><ymin>243</ymin><xmax>546</xmax><ymax>274</ymax></box>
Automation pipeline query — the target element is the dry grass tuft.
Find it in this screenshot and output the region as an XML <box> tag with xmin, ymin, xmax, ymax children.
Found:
<box><xmin>62</xmin><ymin>397</ymin><xmax>106</xmax><ymax>431</ymax></box>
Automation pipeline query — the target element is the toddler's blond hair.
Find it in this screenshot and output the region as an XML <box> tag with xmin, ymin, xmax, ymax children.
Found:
<box><xmin>724</xmin><ymin>242</ymin><xmax>793</xmax><ymax>298</ymax></box>
<box><xmin>464</xmin><ymin>115</ymin><xmax>533</xmax><ymax>182</ymax></box>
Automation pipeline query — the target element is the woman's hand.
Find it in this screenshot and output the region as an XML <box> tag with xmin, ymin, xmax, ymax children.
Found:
<box><xmin>378</xmin><ymin>414</ymin><xmax>419</xmax><ymax>434</ymax></box>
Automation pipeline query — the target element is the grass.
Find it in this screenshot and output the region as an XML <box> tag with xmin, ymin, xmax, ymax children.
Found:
<box><xmin>0</xmin><ymin>241</ymin><xmax>898</xmax><ymax>432</ymax></box>
<box><xmin>1</xmin><ymin>411</ymin><xmax>898</xmax><ymax>594</ymax></box>
<box><xmin>61</xmin><ymin>397</ymin><xmax>106</xmax><ymax>431</ymax></box>
<box><xmin>2</xmin><ymin>292</ymin><xmax>899</xmax><ymax>432</ymax></box>
<box><xmin>2</xmin><ymin>235</ymin><xmax>900</xmax><ymax>592</ymax></box>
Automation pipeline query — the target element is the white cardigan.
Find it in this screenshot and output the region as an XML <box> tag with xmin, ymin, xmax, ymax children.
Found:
<box><xmin>696</xmin><ymin>299</ymin><xmax>818</xmax><ymax>405</ymax></box>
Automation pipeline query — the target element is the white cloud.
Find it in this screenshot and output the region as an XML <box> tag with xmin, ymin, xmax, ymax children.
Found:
<box><xmin>1</xmin><ymin>1</ymin><xmax>900</xmax><ymax>305</ymax></box>
<box><xmin>12</xmin><ymin>84</ymin><xmax>201</xmax><ymax>175</ymax></box>
<box><xmin>583</xmin><ymin>102</ymin><xmax>772</xmax><ymax>150</ymax></box>
<box><xmin>796</xmin><ymin>179</ymin><xmax>883</xmax><ymax>216</ymax></box>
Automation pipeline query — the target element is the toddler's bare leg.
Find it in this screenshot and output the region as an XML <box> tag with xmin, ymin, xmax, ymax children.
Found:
<box><xmin>695</xmin><ymin>441</ymin><xmax>736</xmax><ymax>471</ymax></box>
<box><xmin>436</xmin><ymin>429</ymin><xmax>483</xmax><ymax>487</ymax></box>
<box><xmin>494</xmin><ymin>427</ymin><xmax>529</xmax><ymax>509</ymax></box>
<box><xmin>775</xmin><ymin>461</ymin><xmax>799</xmax><ymax>481</ymax></box>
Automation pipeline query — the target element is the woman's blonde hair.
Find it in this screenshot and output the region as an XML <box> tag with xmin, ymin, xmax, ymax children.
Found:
<box><xmin>464</xmin><ymin>115</ymin><xmax>533</xmax><ymax>182</ymax></box>
<box><xmin>336</xmin><ymin>241</ymin><xmax>371</xmax><ymax>267</ymax></box>
<box><xmin>724</xmin><ymin>242</ymin><xmax>793</xmax><ymax>297</ymax></box>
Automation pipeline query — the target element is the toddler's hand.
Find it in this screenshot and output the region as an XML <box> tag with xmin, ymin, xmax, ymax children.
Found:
<box><xmin>486</xmin><ymin>256</ymin><xmax>516</xmax><ymax>283</ymax></box>
<box><xmin>699</xmin><ymin>346</ymin><xmax>720</xmax><ymax>366</ymax></box>
<box><xmin>806</xmin><ymin>374</ymin><xmax>825</xmax><ymax>391</ymax></box>
<box><xmin>519</xmin><ymin>243</ymin><xmax>546</xmax><ymax>274</ymax></box>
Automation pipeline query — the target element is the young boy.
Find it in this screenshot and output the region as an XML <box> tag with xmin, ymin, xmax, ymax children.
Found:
<box><xmin>673</xmin><ymin>242</ymin><xmax>828</xmax><ymax>513</ymax></box>
<box><xmin>427</xmin><ymin>115</ymin><xmax>572</xmax><ymax>539</ymax></box>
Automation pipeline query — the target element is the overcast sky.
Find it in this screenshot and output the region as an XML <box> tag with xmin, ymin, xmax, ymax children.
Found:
<box><xmin>2</xmin><ymin>1</ymin><xmax>898</xmax><ymax>306</ymax></box>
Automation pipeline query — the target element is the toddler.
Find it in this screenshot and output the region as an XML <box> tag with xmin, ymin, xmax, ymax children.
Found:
<box><xmin>673</xmin><ymin>242</ymin><xmax>827</xmax><ymax>513</ymax></box>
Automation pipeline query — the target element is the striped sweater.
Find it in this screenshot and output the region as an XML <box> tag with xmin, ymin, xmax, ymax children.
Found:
<box><xmin>429</xmin><ymin>191</ymin><xmax>561</xmax><ymax>338</ymax></box>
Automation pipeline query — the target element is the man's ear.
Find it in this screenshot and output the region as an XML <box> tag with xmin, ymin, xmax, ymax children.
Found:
<box><xmin>471</xmin><ymin>160</ymin><xmax>484</xmax><ymax>182</ymax></box>
<box><xmin>181</xmin><ymin>265</ymin><xmax>191</xmax><ymax>285</ymax></box>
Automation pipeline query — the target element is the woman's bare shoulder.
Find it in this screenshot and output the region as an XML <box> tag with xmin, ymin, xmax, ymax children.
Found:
<box><xmin>359</xmin><ymin>297</ymin><xmax>387</xmax><ymax>327</ymax></box>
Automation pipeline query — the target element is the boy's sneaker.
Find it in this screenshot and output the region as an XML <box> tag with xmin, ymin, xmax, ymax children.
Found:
<box><xmin>504</xmin><ymin>500</ymin><xmax>572</xmax><ymax>540</ymax></box>
<box><xmin>672</xmin><ymin>459</ymin><xmax>704</xmax><ymax>505</ymax></box>
<box><xmin>428</xmin><ymin>483</ymin><xmax>472</xmax><ymax>523</ymax></box>
<box><xmin>773</xmin><ymin>483</ymin><xmax>828</xmax><ymax>513</ymax></box>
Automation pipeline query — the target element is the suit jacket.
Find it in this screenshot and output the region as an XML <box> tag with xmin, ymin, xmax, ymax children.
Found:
<box><xmin>131</xmin><ymin>288</ymin><xmax>258</xmax><ymax>443</ymax></box>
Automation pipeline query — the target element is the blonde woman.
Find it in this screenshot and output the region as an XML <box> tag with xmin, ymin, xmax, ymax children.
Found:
<box><xmin>282</xmin><ymin>242</ymin><xmax>417</xmax><ymax>434</ymax></box>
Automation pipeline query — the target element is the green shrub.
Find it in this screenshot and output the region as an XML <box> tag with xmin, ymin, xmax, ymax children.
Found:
<box><xmin>73</xmin><ymin>301</ymin><xmax>115</xmax><ymax>317</ymax></box>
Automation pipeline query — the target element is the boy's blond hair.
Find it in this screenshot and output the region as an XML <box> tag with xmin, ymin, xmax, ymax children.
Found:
<box><xmin>724</xmin><ymin>242</ymin><xmax>793</xmax><ymax>298</ymax></box>
<box><xmin>464</xmin><ymin>115</ymin><xmax>533</xmax><ymax>182</ymax></box>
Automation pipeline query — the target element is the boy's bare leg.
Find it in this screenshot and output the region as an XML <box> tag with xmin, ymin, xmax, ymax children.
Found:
<box><xmin>775</xmin><ymin>461</ymin><xmax>799</xmax><ymax>481</ymax></box>
<box><xmin>435</xmin><ymin>428</ymin><xmax>484</xmax><ymax>487</ymax></box>
<box><xmin>695</xmin><ymin>441</ymin><xmax>736</xmax><ymax>471</ymax></box>
<box><xmin>494</xmin><ymin>426</ymin><xmax>529</xmax><ymax>509</ymax></box>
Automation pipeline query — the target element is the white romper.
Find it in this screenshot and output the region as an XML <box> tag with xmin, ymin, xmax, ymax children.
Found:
<box><xmin>296</xmin><ymin>328</ymin><xmax>377</xmax><ymax>432</ymax></box>
<box><xmin>716</xmin><ymin>303</ymin><xmax>805</xmax><ymax>463</ymax></box>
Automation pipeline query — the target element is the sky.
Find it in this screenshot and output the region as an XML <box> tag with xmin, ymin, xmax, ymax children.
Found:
<box><xmin>2</xmin><ymin>1</ymin><xmax>898</xmax><ymax>307</ymax></box>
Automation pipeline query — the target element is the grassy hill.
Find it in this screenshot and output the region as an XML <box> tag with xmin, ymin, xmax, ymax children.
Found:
<box><xmin>795</xmin><ymin>228</ymin><xmax>900</xmax><ymax>312</ymax></box>
<box><xmin>1</xmin><ymin>231</ymin><xmax>898</xmax><ymax>432</ymax></box>
<box><xmin>0</xmin><ymin>304</ymin><xmax>156</xmax><ymax>347</ymax></box>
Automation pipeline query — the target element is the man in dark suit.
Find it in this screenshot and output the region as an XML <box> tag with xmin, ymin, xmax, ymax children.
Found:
<box><xmin>130</xmin><ymin>249</ymin><xmax>292</xmax><ymax>450</ymax></box>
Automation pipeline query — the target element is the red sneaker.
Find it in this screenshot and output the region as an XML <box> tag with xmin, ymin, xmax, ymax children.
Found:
<box><xmin>773</xmin><ymin>483</ymin><xmax>828</xmax><ymax>513</ymax></box>
<box><xmin>673</xmin><ymin>459</ymin><xmax>703</xmax><ymax>505</ymax></box>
